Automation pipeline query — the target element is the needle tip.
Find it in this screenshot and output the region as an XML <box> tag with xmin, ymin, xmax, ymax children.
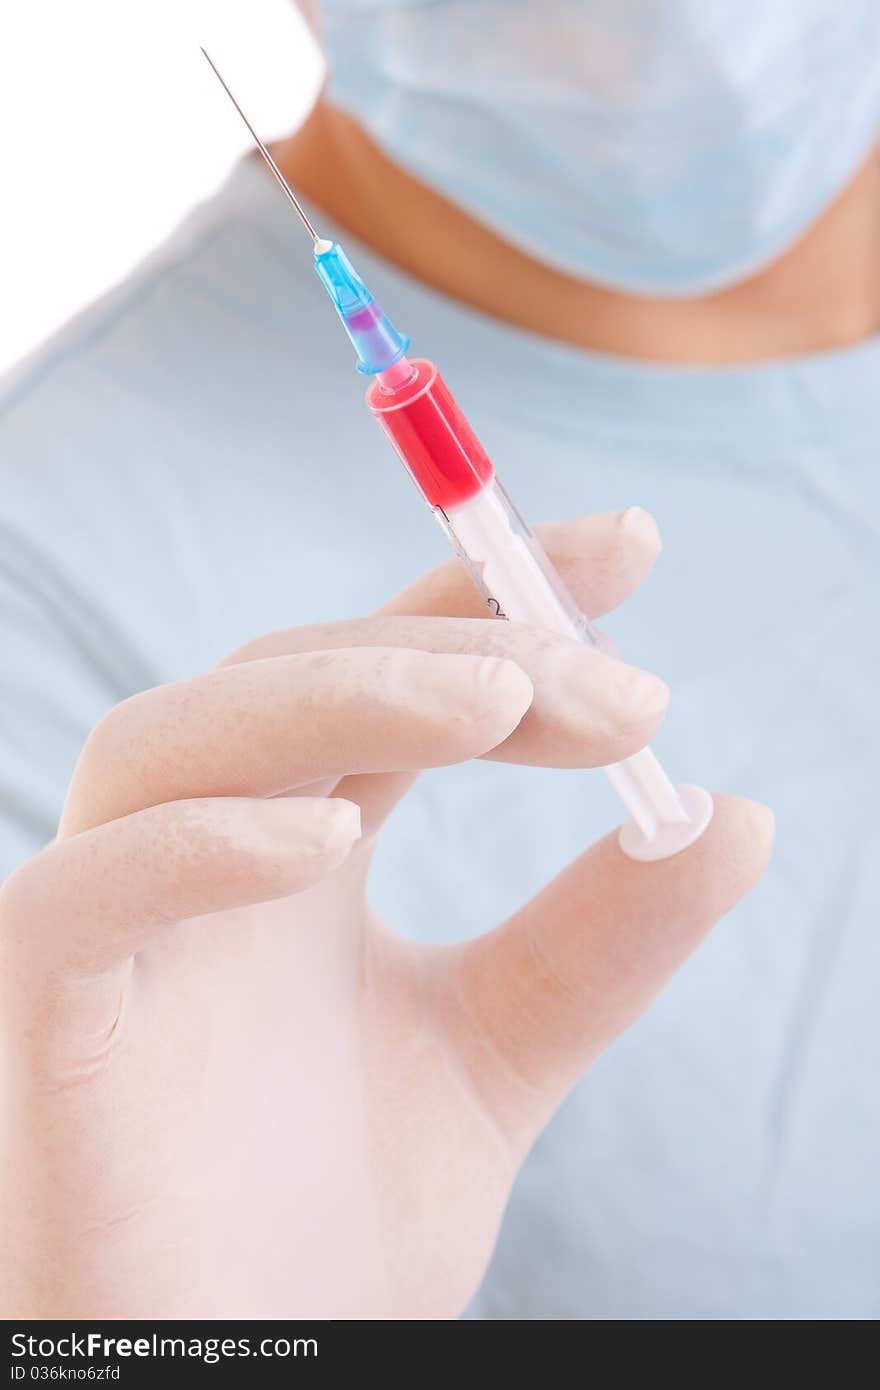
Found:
<box><xmin>199</xmin><ymin>46</ymin><xmax>321</xmax><ymax>244</ymax></box>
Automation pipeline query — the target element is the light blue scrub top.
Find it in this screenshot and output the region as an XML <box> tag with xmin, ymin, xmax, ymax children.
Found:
<box><xmin>2</xmin><ymin>157</ymin><xmax>879</xmax><ymax>1320</ymax></box>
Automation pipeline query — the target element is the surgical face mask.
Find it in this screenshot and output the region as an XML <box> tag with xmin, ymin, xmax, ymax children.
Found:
<box><xmin>318</xmin><ymin>0</ymin><xmax>880</xmax><ymax>296</ymax></box>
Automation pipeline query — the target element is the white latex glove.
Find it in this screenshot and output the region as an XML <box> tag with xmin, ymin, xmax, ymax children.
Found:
<box><xmin>0</xmin><ymin>509</ymin><xmax>773</xmax><ymax>1319</ymax></box>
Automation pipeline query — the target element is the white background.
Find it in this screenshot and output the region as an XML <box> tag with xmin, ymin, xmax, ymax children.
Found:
<box><xmin>0</xmin><ymin>1</ymin><xmax>324</xmax><ymax>372</ymax></box>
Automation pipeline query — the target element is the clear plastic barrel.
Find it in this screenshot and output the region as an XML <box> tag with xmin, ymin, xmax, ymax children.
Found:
<box><xmin>437</xmin><ymin>478</ymin><xmax>713</xmax><ymax>860</ymax></box>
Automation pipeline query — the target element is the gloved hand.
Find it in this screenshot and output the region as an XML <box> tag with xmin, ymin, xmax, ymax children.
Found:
<box><xmin>0</xmin><ymin>508</ymin><xmax>772</xmax><ymax>1319</ymax></box>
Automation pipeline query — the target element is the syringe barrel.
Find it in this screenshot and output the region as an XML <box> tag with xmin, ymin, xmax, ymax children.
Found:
<box><xmin>437</xmin><ymin>478</ymin><xmax>695</xmax><ymax>841</ymax></box>
<box><xmin>366</xmin><ymin>359</ymin><xmax>712</xmax><ymax>860</ymax></box>
<box><xmin>366</xmin><ymin>358</ymin><xmax>493</xmax><ymax>508</ymax></box>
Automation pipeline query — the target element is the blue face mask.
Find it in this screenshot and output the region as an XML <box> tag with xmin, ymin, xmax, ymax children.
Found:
<box><xmin>319</xmin><ymin>0</ymin><xmax>880</xmax><ymax>296</ymax></box>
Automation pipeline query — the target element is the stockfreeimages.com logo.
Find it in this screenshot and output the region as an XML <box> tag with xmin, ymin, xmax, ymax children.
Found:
<box><xmin>11</xmin><ymin>1332</ymin><xmax>317</xmax><ymax>1369</ymax></box>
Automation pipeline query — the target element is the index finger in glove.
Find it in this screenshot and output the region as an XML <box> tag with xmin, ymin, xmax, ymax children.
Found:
<box><xmin>220</xmin><ymin>615</ymin><xmax>669</xmax><ymax>774</ymax></box>
<box><xmin>59</xmin><ymin>648</ymin><xmax>533</xmax><ymax>838</ymax></box>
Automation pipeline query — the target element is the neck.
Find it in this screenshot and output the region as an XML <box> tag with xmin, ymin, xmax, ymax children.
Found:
<box><xmin>277</xmin><ymin>102</ymin><xmax>880</xmax><ymax>365</ymax></box>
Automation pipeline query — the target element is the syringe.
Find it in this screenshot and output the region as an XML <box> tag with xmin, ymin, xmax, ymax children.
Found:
<box><xmin>203</xmin><ymin>50</ymin><xmax>714</xmax><ymax>861</ymax></box>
